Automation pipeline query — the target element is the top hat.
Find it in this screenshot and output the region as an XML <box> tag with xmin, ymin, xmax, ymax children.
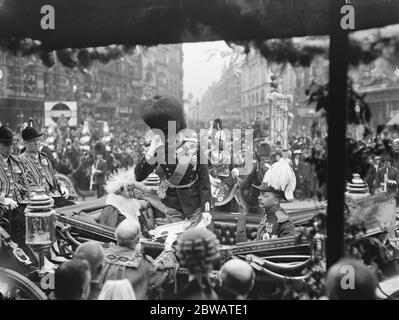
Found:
<box><xmin>0</xmin><ymin>126</ymin><xmax>17</xmax><ymax>143</ymax></box>
<box><xmin>252</xmin><ymin>183</ymin><xmax>287</xmax><ymax>200</ymax></box>
<box><xmin>94</xmin><ymin>142</ymin><xmax>106</xmax><ymax>154</ymax></box>
<box><xmin>22</xmin><ymin>126</ymin><xmax>43</xmax><ymax>141</ymax></box>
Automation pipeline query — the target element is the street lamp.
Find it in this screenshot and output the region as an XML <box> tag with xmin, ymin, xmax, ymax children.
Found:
<box><xmin>25</xmin><ymin>188</ymin><xmax>57</xmax><ymax>274</ymax></box>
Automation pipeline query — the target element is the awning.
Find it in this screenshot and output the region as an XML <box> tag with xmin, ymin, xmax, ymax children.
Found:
<box><xmin>0</xmin><ymin>0</ymin><xmax>399</xmax><ymax>50</ymax></box>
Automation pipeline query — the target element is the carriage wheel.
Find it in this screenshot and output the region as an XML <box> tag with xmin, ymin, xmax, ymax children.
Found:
<box><xmin>0</xmin><ymin>267</ymin><xmax>47</xmax><ymax>300</ymax></box>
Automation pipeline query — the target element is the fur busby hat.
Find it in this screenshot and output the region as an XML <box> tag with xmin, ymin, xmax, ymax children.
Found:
<box><xmin>140</xmin><ymin>95</ymin><xmax>187</xmax><ymax>135</ymax></box>
<box><xmin>94</xmin><ymin>142</ymin><xmax>106</xmax><ymax>155</ymax></box>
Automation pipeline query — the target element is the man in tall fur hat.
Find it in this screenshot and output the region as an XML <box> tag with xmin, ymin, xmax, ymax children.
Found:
<box><xmin>253</xmin><ymin>160</ymin><xmax>297</xmax><ymax>240</ymax></box>
<box><xmin>135</xmin><ymin>95</ymin><xmax>211</xmax><ymax>226</ymax></box>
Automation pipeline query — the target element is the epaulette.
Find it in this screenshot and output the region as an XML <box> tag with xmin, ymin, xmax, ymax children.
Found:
<box><xmin>275</xmin><ymin>210</ymin><xmax>289</xmax><ymax>223</ymax></box>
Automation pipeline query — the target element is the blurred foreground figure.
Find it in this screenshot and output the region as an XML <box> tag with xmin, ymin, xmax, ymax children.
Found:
<box><xmin>171</xmin><ymin>228</ymin><xmax>219</xmax><ymax>300</ymax></box>
<box><xmin>219</xmin><ymin>259</ymin><xmax>255</xmax><ymax>300</ymax></box>
<box><xmin>54</xmin><ymin>259</ymin><xmax>91</xmax><ymax>300</ymax></box>
<box><xmin>326</xmin><ymin>258</ymin><xmax>378</xmax><ymax>300</ymax></box>
<box><xmin>101</xmin><ymin>219</ymin><xmax>178</xmax><ymax>300</ymax></box>
<box><xmin>74</xmin><ymin>241</ymin><xmax>106</xmax><ymax>300</ymax></box>
<box><xmin>98</xmin><ymin>279</ymin><xmax>136</xmax><ymax>300</ymax></box>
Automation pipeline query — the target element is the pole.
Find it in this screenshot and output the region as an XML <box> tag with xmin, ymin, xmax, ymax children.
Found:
<box><xmin>326</xmin><ymin>0</ymin><xmax>349</xmax><ymax>269</ymax></box>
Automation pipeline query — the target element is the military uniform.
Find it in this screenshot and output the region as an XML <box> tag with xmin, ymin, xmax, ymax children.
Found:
<box><xmin>256</xmin><ymin>205</ymin><xmax>296</xmax><ymax>240</ymax></box>
<box><xmin>19</xmin><ymin>151</ymin><xmax>74</xmax><ymax>207</ymax></box>
<box><xmin>135</xmin><ymin>132</ymin><xmax>211</xmax><ymax>224</ymax></box>
<box><xmin>100</xmin><ymin>244</ymin><xmax>178</xmax><ymax>300</ymax></box>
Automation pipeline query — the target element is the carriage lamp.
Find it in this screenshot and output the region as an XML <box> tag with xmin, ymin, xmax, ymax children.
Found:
<box><xmin>25</xmin><ymin>188</ymin><xmax>57</xmax><ymax>273</ymax></box>
<box><xmin>345</xmin><ymin>173</ymin><xmax>370</xmax><ymax>203</ymax></box>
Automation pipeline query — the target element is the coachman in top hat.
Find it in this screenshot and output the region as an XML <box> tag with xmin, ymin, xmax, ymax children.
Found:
<box><xmin>134</xmin><ymin>95</ymin><xmax>211</xmax><ymax>225</ymax></box>
<box><xmin>19</xmin><ymin>125</ymin><xmax>75</xmax><ymax>208</ymax></box>
<box><xmin>0</xmin><ymin>126</ymin><xmax>33</xmax><ymax>246</ymax></box>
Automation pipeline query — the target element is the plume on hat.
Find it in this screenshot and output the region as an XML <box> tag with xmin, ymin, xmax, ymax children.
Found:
<box><xmin>262</xmin><ymin>159</ymin><xmax>296</xmax><ymax>201</ymax></box>
<box><xmin>105</xmin><ymin>167</ymin><xmax>138</xmax><ymax>195</ymax></box>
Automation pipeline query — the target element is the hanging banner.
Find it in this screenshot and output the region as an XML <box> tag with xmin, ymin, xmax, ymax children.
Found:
<box><xmin>44</xmin><ymin>101</ymin><xmax>78</xmax><ymax>127</ymax></box>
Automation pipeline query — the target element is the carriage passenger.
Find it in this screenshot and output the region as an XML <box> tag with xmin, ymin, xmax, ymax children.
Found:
<box><xmin>252</xmin><ymin>159</ymin><xmax>297</xmax><ymax>240</ymax></box>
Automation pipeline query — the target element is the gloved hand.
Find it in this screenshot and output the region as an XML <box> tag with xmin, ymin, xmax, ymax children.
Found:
<box><xmin>164</xmin><ymin>233</ymin><xmax>178</xmax><ymax>251</ymax></box>
<box><xmin>60</xmin><ymin>186</ymin><xmax>70</xmax><ymax>199</ymax></box>
<box><xmin>145</xmin><ymin>134</ymin><xmax>164</xmax><ymax>164</ymax></box>
<box><xmin>3</xmin><ymin>197</ymin><xmax>18</xmax><ymax>210</ymax></box>
<box><xmin>147</xmin><ymin>135</ymin><xmax>164</xmax><ymax>156</ymax></box>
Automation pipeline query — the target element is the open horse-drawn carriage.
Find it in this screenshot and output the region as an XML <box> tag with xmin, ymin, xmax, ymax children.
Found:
<box><xmin>1</xmin><ymin>184</ymin><xmax>399</xmax><ymax>299</ymax></box>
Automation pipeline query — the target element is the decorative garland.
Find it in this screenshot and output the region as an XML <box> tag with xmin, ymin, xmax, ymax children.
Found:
<box><xmin>0</xmin><ymin>38</ymin><xmax>137</xmax><ymax>70</ymax></box>
<box><xmin>252</xmin><ymin>35</ymin><xmax>399</xmax><ymax>68</ymax></box>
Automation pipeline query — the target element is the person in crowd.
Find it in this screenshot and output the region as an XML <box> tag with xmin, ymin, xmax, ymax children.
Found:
<box><xmin>97</xmin><ymin>279</ymin><xmax>136</xmax><ymax>300</ymax></box>
<box><xmin>54</xmin><ymin>259</ymin><xmax>91</xmax><ymax>300</ymax></box>
<box><xmin>240</xmin><ymin>151</ymin><xmax>270</xmax><ymax>214</ymax></box>
<box><xmin>0</xmin><ymin>126</ymin><xmax>33</xmax><ymax>247</ymax></box>
<box><xmin>171</xmin><ymin>228</ymin><xmax>219</xmax><ymax>300</ymax></box>
<box><xmin>365</xmin><ymin>154</ymin><xmax>377</xmax><ymax>194</ymax></box>
<box><xmin>100</xmin><ymin>219</ymin><xmax>178</xmax><ymax>300</ymax></box>
<box><xmin>218</xmin><ymin>258</ymin><xmax>255</xmax><ymax>300</ymax></box>
<box><xmin>91</xmin><ymin>142</ymin><xmax>108</xmax><ymax>198</ymax></box>
<box><xmin>375</xmin><ymin>155</ymin><xmax>399</xmax><ymax>200</ymax></box>
<box><xmin>135</xmin><ymin>95</ymin><xmax>211</xmax><ymax>226</ymax></box>
<box><xmin>19</xmin><ymin>125</ymin><xmax>74</xmax><ymax>208</ymax></box>
<box><xmin>74</xmin><ymin>241</ymin><xmax>106</xmax><ymax>300</ymax></box>
<box><xmin>326</xmin><ymin>258</ymin><xmax>378</xmax><ymax>300</ymax></box>
<box><xmin>300</xmin><ymin>154</ymin><xmax>314</xmax><ymax>200</ymax></box>
<box><xmin>292</xmin><ymin>149</ymin><xmax>304</xmax><ymax>199</ymax></box>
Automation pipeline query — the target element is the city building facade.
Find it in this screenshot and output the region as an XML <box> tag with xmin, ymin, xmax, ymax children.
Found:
<box><xmin>0</xmin><ymin>44</ymin><xmax>183</xmax><ymax>130</ymax></box>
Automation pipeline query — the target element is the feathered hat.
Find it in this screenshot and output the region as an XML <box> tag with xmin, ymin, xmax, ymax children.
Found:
<box><xmin>253</xmin><ymin>159</ymin><xmax>296</xmax><ymax>201</ymax></box>
<box><xmin>105</xmin><ymin>167</ymin><xmax>138</xmax><ymax>195</ymax></box>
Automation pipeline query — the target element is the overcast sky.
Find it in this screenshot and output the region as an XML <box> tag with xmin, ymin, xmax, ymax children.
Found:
<box><xmin>183</xmin><ymin>41</ymin><xmax>231</xmax><ymax>101</ymax></box>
